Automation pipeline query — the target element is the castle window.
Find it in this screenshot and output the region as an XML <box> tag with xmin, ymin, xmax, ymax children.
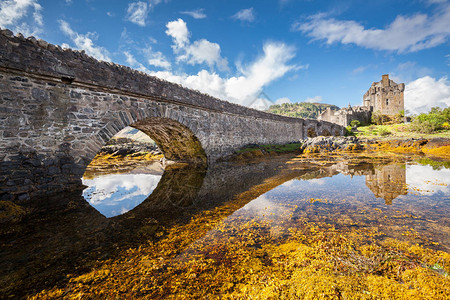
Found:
<box><xmin>386</xmin><ymin>99</ymin><xmax>389</xmax><ymax>106</ymax></box>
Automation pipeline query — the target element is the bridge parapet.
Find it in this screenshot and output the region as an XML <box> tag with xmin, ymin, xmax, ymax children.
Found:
<box><xmin>1</xmin><ymin>28</ymin><xmax>313</xmax><ymax>124</ymax></box>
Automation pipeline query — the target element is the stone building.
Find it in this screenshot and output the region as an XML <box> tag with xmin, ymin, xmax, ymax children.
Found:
<box><xmin>363</xmin><ymin>74</ymin><xmax>405</xmax><ymax>115</ymax></box>
<box><xmin>317</xmin><ymin>74</ymin><xmax>404</xmax><ymax>127</ymax></box>
<box><xmin>317</xmin><ymin>104</ymin><xmax>371</xmax><ymax>127</ymax></box>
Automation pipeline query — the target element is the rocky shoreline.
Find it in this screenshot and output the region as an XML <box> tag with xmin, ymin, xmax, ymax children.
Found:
<box><xmin>231</xmin><ymin>136</ymin><xmax>450</xmax><ymax>161</ymax></box>
<box><xmin>93</xmin><ymin>136</ymin><xmax>450</xmax><ymax>162</ymax></box>
<box><xmin>98</xmin><ymin>141</ymin><xmax>161</xmax><ymax>157</ymax></box>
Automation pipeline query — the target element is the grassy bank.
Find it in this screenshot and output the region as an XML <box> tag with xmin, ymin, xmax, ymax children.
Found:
<box><xmin>353</xmin><ymin>124</ymin><xmax>450</xmax><ymax>140</ymax></box>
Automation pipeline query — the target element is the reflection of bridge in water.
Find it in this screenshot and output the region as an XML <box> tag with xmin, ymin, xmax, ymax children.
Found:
<box><xmin>0</xmin><ymin>157</ymin><xmax>407</xmax><ymax>298</ymax></box>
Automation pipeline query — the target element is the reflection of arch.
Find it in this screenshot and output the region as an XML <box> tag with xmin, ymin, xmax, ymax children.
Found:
<box><xmin>118</xmin><ymin>164</ymin><xmax>206</xmax><ymax>214</ymax></box>
<box><xmin>113</xmin><ymin>164</ymin><xmax>206</xmax><ymax>234</ymax></box>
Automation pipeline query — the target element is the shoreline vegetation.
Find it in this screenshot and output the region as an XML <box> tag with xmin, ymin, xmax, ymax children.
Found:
<box><xmin>229</xmin><ymin>136</ymin><xmax>450</xmax><ymax>162</ymax></box>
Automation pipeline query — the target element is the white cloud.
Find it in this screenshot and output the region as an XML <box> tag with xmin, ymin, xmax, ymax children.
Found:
<box><xmin>141</xmin><ymin>47</ymin><xmax>171</xmax><ymax>69</ymax></box>
<box><xmin>65</xmin><ymin>0</ymin><xmax>72</xmax><ymax>5</ymax></box>
<box><xmin>180</xmin><ymin>39</ymin><xmax>228</xmax><ymax>71</ymax></box>
<box><xmin>305</xmin><ymin>96</ymin><xmax>323</xmax><ymax>103</ymax></box>
<box><xmin>180</xmin><ymin>8</ymin><xmax>206</xmax><ymax>19</ymax></box>
<box><xmin>224</xmin><ymin>43</ymin><xmax>297</xmax><ymax>105</ymax></box>
<box><xmin>232</xmin><ymin>7</ymin><xmax>255</xmax><ymax>22</ymax></box>
<box><xmin>248</xmin><ymin>97</ymin><xmax>273</xmax><ymax>110</ymax></box>
<box><xmin>392</xmin><ymin>61</ymin><xmax>433</xmax><ymax>83</ymax></box>
<box><xmin>405</xmin><ymin>76</ymin><xmax>450</xmax><ymax>114</ymax></box>
<box><xmin>166</xmin><ymin>18</ymin><xmax>228</xmax><ymax>71</ymax></box>
<box><xmin>275</xmin><ymin>97</ymin><xmax>291</xmax><ymax>104</ymax></box>
<box><xmin>0</xmin><ymin>0</ymin><xmax>43</xmax><ymax>37</ymax></box>
<box><xmin>426</xmin><ymin>0</ymin><xmax>448</xmax><ymax>4</ymax></box>
<box><xmin>125</xmin><ymin>0</ymin><xmax>168</xmax><ymax>26</ymax></box>
<box><xmin>308</xmin><ymin>178</ymin><xmax>326</xmax><ymax>185</ymax></box>
<box><xmin>58</xmin><ymin>20</ymin><xmax>111</xmax><ymax>61</ymax></box>
<box><xmin>126</xmin><ymin>1</ymin><xmax>149</xmax><ymax>26</ymax></box>
<box><xmin>295</xmin><ymin>5</ymin><xmax>450</xmax><ymax>52</ymax></box>
<box><xmin>151</xmin><ymin>69</ymin><xmax>227</xmax><ymax>100</ymax></box>
<box><xmin>151</xmin><ymin>42</ymin><xmax>298</xmax><ymax>108</ymax></box>
<box><xmin>166</xmin><ymin>18</ymin><xmax>190</xmax><ymax>50</ymax></box>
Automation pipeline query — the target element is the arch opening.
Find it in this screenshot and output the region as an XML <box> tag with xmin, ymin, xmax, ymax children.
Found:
<box><xmin>81</xmin><ymin>117</ymin><xmax>207</xmax><ymax>218</ymax></box>
<box><xmin>82</xmin><ymin>126</ymin><xmax>165</xmax><ymax>218</ymax></box>
<box><xmin>306</xmin><ymin>127</ymin><xmax>317</xmax><ymax>138</ymax></box>
<box><xmin>131</xmin><ymin>117</ymin><xmax>207</xmax><ymax>166</ymax></box>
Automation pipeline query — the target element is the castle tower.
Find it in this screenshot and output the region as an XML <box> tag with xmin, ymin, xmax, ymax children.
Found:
<box><xmin>363</xmin><ymin>74</ymin><xmax>405</xmax><ymax>115</ymax></box>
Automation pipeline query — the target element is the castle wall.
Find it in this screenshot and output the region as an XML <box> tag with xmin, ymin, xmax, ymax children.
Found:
<box><xmin>317</xmin><ymin>106</ymin><xmax>372</xmax><ymax>127</ymax></box>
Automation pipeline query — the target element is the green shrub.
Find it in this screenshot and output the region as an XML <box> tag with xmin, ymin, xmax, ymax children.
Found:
<box><xmin>378</xmin><ymin>127</ymin><xmax>391</xmax><ymax>136</ymax></box>
<box><xmin>408</xmin><ymin>107</ymin><xmax>450</xmax><ymax>133</ymax></box>
<box><xmin>371</xmin><ymin>110</ymin><xmax>387</xmax><ymax>125</ymax></box>
<box><xmin>393</xmin><ymin>110</ymin><xmax>405</xmax><ymax>124</ymax></box>
<box><xmin>350</xmin><ymin>120</ymin><xmax>361</xmax><ymax>127</ymax></box>
<box><xmin>345</xmin><ymin>125</ymin><xmax>354</xmax><ymax>136</ymax></box>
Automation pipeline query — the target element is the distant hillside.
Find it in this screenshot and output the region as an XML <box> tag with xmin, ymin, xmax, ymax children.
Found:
<box><xmin>267</xmin><ymin>102</ymin><xmax>340</xmax><ymax>119</ymax></box>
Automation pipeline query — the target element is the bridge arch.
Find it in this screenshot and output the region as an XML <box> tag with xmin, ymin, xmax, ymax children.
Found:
<box><xmin>87</xmin><ymin>107</ymin><xmax>208</xmax><ymax>166</ymax></box>
<box><xmin>132</xmin><ymin>118</ymin><xmax>206</xmax><ymax>164</ymax></box>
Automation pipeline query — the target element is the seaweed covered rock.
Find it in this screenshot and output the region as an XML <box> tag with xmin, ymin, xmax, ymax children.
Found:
<box><xmin>301</xmin><ymin>136</ymin><xmax>363</xmax><ymax>153</ymax></box>
<box><xmin>99</xmin><ymin>142</ymin><xmax>161</xmax><ymax>157</ymax></box>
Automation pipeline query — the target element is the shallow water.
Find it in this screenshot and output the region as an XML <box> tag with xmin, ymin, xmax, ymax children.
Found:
<box><xmin>1</xmin><ymin>154</ymin><xmax>449</xmax><ymax>298</ymax></box>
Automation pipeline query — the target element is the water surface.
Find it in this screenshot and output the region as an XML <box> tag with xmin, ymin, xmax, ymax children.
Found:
<box><xmin>1</xmin><ymin>155</ymin><xmax>449</xmax><ymax>298</ymax></box>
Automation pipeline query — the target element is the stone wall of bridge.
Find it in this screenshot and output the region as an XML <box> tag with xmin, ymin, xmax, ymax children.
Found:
<box><xmin>0</xmin><ymin>29</ymin><xmax>344</xmax><ymax>200</ymax></box>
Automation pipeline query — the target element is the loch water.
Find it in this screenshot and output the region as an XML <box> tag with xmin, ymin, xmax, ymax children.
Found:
<box><xmin>1</xmin><ymin>154</ymin><xmax>449</xmax><ymax>298</ymax></box>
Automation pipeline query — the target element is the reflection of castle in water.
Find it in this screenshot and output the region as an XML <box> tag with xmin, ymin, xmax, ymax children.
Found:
<box><xmin>365</xmin><ymin>164</ymin><xmax>407</xmax><ymax>205</ymax></box>
<box><xmin>295</xmin><ymin>161</ymin><xmax>408</xmax><ymax>205</ymax></box>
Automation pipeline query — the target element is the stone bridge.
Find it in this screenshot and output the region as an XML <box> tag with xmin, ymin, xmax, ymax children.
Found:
<box><xmin>0</xmin><ymin>29</ymin><xmax>344</xmax><ymax>200</ymax></box>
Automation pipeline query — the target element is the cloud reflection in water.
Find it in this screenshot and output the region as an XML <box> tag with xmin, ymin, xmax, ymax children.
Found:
<box><xmin>82</xmin><ymin>173</ymin><xmax>162</xmax><ymax>218</ymax></box>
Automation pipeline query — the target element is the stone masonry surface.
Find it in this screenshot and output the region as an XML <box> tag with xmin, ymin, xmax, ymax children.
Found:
<box><xmin>0</xmin><ymin>28</ymin><xmax>344</xmax><ymax>200</ymax></box>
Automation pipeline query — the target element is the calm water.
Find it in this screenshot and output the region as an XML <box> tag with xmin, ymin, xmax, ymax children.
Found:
<box><xmin>1</xmin><ymin>155</ymin><xmax>449</xmax><ymax>298</ymax></box>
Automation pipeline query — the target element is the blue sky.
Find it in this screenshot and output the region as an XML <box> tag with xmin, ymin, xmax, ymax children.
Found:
<box><xmin>0</xmin><ymin>0</ymin><xmax>449</xmax><ymax>114</ymax></box>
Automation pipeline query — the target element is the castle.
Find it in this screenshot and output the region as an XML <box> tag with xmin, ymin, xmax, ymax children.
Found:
<box><xmin>317</xmin><ymin>74</ymin><xmax>405</xmax><ymax>127</ymax></box>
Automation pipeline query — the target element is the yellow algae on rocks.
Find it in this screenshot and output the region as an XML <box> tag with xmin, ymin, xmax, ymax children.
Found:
<box><xmin>31</xmin><ymin>209</ymin><xmax>450</xmax><ymax>300</ymax></box>
<box><xmin>422</xmin><ymin>145</ymin><xmax>450</xmax><ymax>160</ymax></box>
